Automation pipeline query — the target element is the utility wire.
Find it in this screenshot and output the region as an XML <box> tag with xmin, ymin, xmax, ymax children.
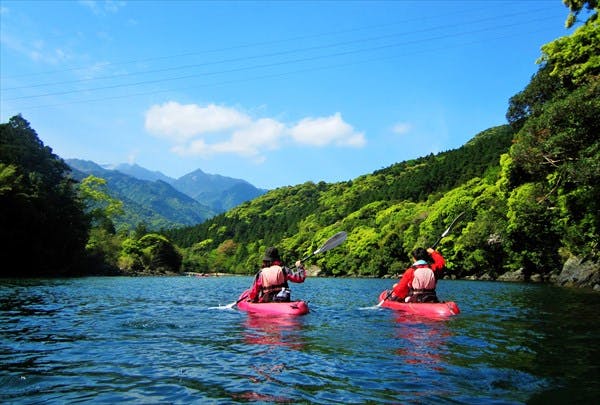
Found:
<box><xmin>0</xmin><ymin>3</ymin><xmax>525</xmax><ymax>81</ymax></box>
<box><xmin>3</xmin><ymin>14</ymin><xmax>558</xmax><ymax>102</ymax></box>
<box><xmin>8</xmin><ymin>25</ymin><xmax>557</xmax><ymax>111</ymax></box>
<box><xmin>1</xmin><ymin>8</ymin><xmax>551</xmax><ymax>92</ymax></box>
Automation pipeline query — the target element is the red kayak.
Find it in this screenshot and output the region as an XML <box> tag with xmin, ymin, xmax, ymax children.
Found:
<box><xmin>378</xmin><ymin>291</ymin><xmax>460</xmax><ymax>318</ymax></box>
<box><xmin>236</xmin><ymin>290</ymin><xmax>309</xmax><ymax>316</ymax></box>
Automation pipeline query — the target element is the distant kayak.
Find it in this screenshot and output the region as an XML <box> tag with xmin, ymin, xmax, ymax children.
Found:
<box><xmin>236</xmin><ymin>290</ymin><xmax>309</xmax><ymax>316</ymax></box>
<box><xmin>378</xmin><ymin>291</ymin><xmax>460</xmax><ymax>318</ymax></box>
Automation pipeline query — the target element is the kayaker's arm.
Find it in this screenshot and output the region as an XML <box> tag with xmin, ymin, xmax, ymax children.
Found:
<box><xmin>286</xmin><ymin>261</ymin><xmax>306</xmax><ymax>283</ymax></box>
<box><xmin>427</xmin><ymin>248</ymin><xmax>446</xmax><ymax>278</ymax></box>
<box><xmin>392</xmin><ymin>267</ymin><xmax>415</xmax><ymax>299</ymax></box>
<box><xmin>428</xmin><ymin>248</ymin><xmax>445</xmax><ymax>269</ymax></box>
<box><xmin>247</xmin><ymin>272</ymin><xmax>262</xmax><ymax>301</ymax></box>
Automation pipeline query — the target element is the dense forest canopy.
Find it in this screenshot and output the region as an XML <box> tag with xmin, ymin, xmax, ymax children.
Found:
<box><xmin>0</xmin><ymin>115</ymin><xmax>90</xmax><ymax>276</ymax></box>
<box><xmin>0</xmin><ymin>1</ymin><xmax>598</xmax><ymax>284</ymax></box>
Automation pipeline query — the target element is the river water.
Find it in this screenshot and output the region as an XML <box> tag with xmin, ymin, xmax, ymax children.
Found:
<box><xmin>1</xmin><ymin>276</ymin><xmax>598</xmax><ymax>404</ymax></box>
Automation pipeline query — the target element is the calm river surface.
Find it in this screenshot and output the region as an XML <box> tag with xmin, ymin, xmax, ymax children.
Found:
<box><xmin>1</xmin><ymin>276</ymin><xmax>598</xmax><ymax>404</ymax></box>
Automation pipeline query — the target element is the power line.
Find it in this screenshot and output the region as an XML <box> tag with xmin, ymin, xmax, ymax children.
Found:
<box><xmin>7</xmin><ymin>25</ymin><xmax>557</xmax><ymax>111</ymax></box>
<box><xmin>0</xmin><ymin>3</ymin><xmax>514</xmax><ymax>81</ymax></box>
<box><xmin>3</xmin><ymin>14</ymin><xmax>558</xmax><ymax>102</ymax></box>
<box><xmin>1</xmin><ymin>8</ymin><xmax>557</xmax><ymax>93</ymax></box>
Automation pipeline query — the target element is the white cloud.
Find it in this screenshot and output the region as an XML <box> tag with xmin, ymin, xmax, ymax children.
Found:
<box><xmin>0</xmin><ymin>32</ymin><xmax>70</xmax><ymax>65</ymax></box>
<box><xmin>79</xmin><ymin>0</ymin><xmax>125</xmax><ymax>15</ymax></box>
<box><xmin>173</xmin><ymin>118</ymin><xmax>284</xmax><ymax>158</ymax></box>
<box><xmin>392</xmin><ymin>122</ymin><xmax>412</xmax><ymax>135</ymax></box>
<box><xmin>290</xmin><ymin>113</ymin><xmax>366</xmax><ymax>147</ymax></box>
<box><xmin>226</xmin><ymin>118</ymin><xmax>285</xmax><ymax>155</ymax></box>
<box><xmin>145</xmin><ymin>101</ymin><xmax>252</xmax><ymax>142</ymax></box>
<box><xmin>145</xmin><ymin>102</ymin><xmax>366</xmax><ymax>163</ymax></box>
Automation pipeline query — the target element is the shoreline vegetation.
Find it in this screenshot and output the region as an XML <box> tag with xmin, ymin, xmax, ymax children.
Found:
<box><xmin>114</xmin><ymin>262</ymin><xmax>600</xmax><ymax>292</ymax></box>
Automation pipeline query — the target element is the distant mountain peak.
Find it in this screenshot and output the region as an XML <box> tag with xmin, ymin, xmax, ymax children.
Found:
<box><xmin>66</xmin><ymin>159</ymin><xmax>267</xmax><ymax>218</ymax></box>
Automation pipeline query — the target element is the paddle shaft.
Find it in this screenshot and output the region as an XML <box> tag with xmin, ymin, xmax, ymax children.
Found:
<box><xmin>430</xmin><ymin>211</ymin><xmax>465</xmax><ymax>249</ymax></box>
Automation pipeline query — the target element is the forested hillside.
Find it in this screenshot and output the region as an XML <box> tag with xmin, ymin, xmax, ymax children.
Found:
<box><xmin>109</xmin><ymin>163</ymin><xmax>267</xmax><ymax>213</ymax></box>
<box><xmin>165</xmin><ymin>125</ymin><xmax>515</xmax><ymax>276</ymax></box>
<box><xmin>65</xmin><ymin>159</ymin><xmax>268</xmax><ymax>230</ymax></box>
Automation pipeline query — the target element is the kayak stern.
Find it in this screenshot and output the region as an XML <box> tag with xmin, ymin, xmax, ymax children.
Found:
<box><xmin>378</xmin><ymin>290</ymin><xmax>460</xmax><ymax>317</ymax></box>
<box><xmin>237</xmin><ymin>290</ymin><xmax>309</xmax><ymax>316</ymax></box>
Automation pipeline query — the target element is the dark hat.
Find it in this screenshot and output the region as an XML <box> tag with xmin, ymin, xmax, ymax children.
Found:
<box><xmin>411</xmin><ymin>247</ymin><xmax>430</xmax><ymax>262</ymax></box>
<box><xmin>263</xmin><ymin>246</ymin><xmax>280</xmax><ymax>262</ymax></box>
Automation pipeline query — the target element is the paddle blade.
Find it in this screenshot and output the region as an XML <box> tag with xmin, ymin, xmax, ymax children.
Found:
<box><xmin>313</xmin><ymin>231</ymin><xmax>347</xmax><ymax>255</ymax></box>
<box><xmin>432</xmin><ymin>211</ymin><xmax>465</xmax><ymax>248</ymax></box>
<box><xmin>442</xmin><ymin>211</ymin><xmax>465</xmax><ymax>237</ymax></box>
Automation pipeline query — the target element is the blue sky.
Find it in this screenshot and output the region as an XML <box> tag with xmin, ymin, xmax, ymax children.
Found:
<box><xmin>0</xmin><ymin>1</ymin><xmax>580</xmax><ymax>189</ymax></box>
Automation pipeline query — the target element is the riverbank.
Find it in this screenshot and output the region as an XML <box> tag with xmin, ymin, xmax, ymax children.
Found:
<box><xmin>447</xmin><ymin>256</ymin><xmax>600</xmax><ymax>291</ymax></box>
<box><xmin>308</xmin><ymin>258</ymin><xmax>600</xmax><ymax>292</ymax></box>
<box><xmin>87</xmin><ymin>256</ymin><xmax>600</xmax><ymax>291</ymax></box>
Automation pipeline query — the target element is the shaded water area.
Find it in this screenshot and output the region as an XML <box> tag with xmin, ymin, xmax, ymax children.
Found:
<box><xmin>1</xmin><ymin>276</ymin><xmax>598</xmax><ymax>404</ymax></box>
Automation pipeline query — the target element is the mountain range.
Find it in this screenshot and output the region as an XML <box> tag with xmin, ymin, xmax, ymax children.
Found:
<box><xmin>66</xmin><ymin>159</ymin><xmax>267</xmax><ymax>230</ymax></box>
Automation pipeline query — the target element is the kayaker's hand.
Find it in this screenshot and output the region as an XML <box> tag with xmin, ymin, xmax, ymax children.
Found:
<box><xmin>387</xmin><ymin>290</ymin><xmax>399</xmax><ymax>302</ymax></box>
<box><xmin>427</xmin><ymin>247</ymin><xmax>434</xmax><ymax>254</ymax></box>
<box><xmin>295</xmin><ymin>260</ymin><xmax>303</xmax><ymax>268</ymax></box>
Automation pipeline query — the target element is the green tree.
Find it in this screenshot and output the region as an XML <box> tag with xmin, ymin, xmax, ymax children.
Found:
<box><xmin>504</xmin><ymin>3</ymin><xmax>599</xmax><ymax>272</ymax></box>
<box><xmin>78</xmin><ymin>175</ymin><xmax>124</xmax><ymax>231</ymax></box>
<box><xmin>0</xmin><ymin>115</ymin><xmax>90</xmax><ymax>276</ymax></box>
<box><xmin>505</xmin><ymin>183</ymin><xmax>562</xmax><ymax>278</ymax></box>
<box><xmin>139</xmin><ymin>233</ymin><xmax>182</xmax><ymax>274</ymax></box>
<box><xmin>507</xmin><ymin>65</ymin><xmax>566</xmax><ymax>133</ymax></box>
<box><xmin>563</xmin><ymin>0</ymin><xmax>598</xmax><ymax>28</ymax></box>
<box><xmin>539</xmin><ymin>14</ymin><xmax>599</xmax><ymax>86</ymax></box>
<box><xmin>74</xmin><ymin>175</ymin><xmax>125</xmax><ymax>272</ymax></box>
<box><xmin>119</xmin><ymin>233</ymin><xmax>182</xmax><ymax>274</ymax></box>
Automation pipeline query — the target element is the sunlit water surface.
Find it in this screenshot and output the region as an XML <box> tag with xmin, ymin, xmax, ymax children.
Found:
<box><xmin>1</xmin><ymin>277</ymin><xmax>598</xmax><ymax>404</ymax></box>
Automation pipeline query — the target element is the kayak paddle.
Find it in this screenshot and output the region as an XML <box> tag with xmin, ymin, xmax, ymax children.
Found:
<box><xmin>376</xmin><ymin>212</ymin><xmax>465</xmax><ymax>307</ymax></box>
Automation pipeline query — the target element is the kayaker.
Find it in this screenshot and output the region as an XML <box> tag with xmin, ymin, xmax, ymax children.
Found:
<box><xmin>247</xmin><ymin>246</ymin><xmax>306</xmax><ymax>303</ymax></box>
<box><xmin>388</xmin><ymin>247</ymin><xmax>445</xmax><ymax>303</ymax></box>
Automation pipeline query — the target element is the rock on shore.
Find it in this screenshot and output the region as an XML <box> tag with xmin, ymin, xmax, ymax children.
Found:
<box><xmin>555</xmin><ymin>256</ymin><xmax>600</xmax><ymax>291</ymax></box>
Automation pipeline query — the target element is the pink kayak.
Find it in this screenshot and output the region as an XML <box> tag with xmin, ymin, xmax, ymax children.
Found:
<box><xmin>236</xmin><ymin>290</ymin><xmax>309</xmax><ymax>316</ymax></box>
<box><xmin>378</xmin><ymin>291</ymin><xmax>460</xmax><ymax>317</ymax></box>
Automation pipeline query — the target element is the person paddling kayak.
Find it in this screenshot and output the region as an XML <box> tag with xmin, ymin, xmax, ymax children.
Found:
<box><xmin>247</xmin><ymin>247</ymin><xmax>306</xmax><ymax>303</ymax></box>
<box><xmin>387</xmin><ymin>247</ymin><xmax>445</xmax><ymax>303</ymax></box>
